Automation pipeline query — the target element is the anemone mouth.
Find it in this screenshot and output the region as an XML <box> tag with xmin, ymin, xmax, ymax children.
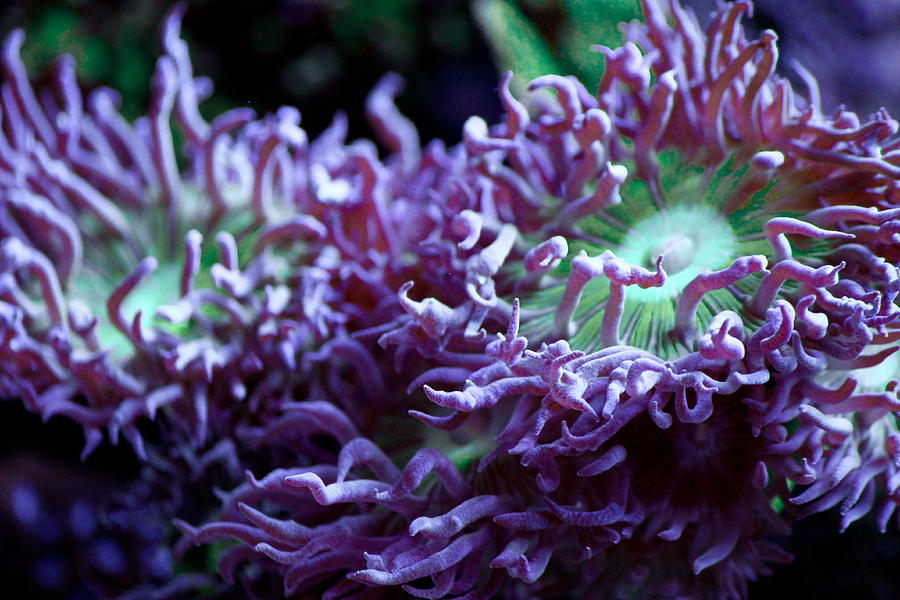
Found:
<box><xmin>42</xmin><ymin>174</ymin><xmax>318</xmax><ymax>360</ymax></box>
<box><xmin>58</xmin><ymin>187</ymin><xmax>238</xmax><ymax>358</ymax></box>
<box><xmin>615</xmin><ymin>203</ymin><xmax>734</xmax><ymax>296</ymax></box>
<box><xmin>512</xmin><ymin>148</ymin><xmax>842</xmax><ymax>357</ymax></box>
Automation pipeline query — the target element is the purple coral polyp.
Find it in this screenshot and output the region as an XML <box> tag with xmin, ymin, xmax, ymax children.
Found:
<box><xmin>3</xmin><ymin>0</ymin><xmax>900</xmax><ymax>598</ymax></box>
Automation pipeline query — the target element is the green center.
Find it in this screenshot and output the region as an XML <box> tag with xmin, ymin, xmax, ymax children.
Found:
<box><xmin>63</xmin><ymin>184</ymin><xmax>262</xmax><ymax>358</ymax></box>
<box><xmin>69</xmin><ymin>259</ymin><xmax>188</xmax><ymax>358</ymax></box>
<box><xmin>514</xmin><ymin>149</ymin><xmax>803</xmax><ymax>357</ymax></box>
<box><xmin>616</xmin><ymin>203</ymin><xmax>737</xmax><ymax>303</ymax></box>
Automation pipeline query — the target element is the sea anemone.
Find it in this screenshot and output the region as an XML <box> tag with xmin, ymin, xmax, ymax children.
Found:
<box><xmin>180</xmin><ymin>1</ymin><xmax>900</xmax><ymax>598</ymax></box>
<box><xmin>4</xmin><ymin>0</ymin><xmax>900</xmax><ymax>598</ymax></box>
<box><xmin>0</xmin><ymin>5</ymin><xmax>436</xmax><ymax>594</ymax></box>
<box><xmin>0</xmin><ymin>1</ymin><xmax>431</xmax><ymax>461</ymax></box>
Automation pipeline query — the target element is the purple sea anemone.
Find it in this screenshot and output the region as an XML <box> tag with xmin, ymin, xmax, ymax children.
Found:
<box><xmin>0</xmin><ymin>3</ymin><xmax>429</xmax><ymax>461</ymax></box>
<box><xmin>182</xmin><ymin>1</ymin><xmax>900</xmax><ymax>598</ymax></box>
<box><xmin>4</xmin><ymin>0</ymin><xmax>900</xmax><ymax>598</ymax></box>
<box><xmin>0</xmin><ymin>5</ymin><xmax>437</xmax><ymax>594</ymax></box>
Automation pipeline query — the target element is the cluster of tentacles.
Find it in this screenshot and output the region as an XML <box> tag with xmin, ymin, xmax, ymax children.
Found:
<box><xmin>184</xmin><ymin>1</ymin><xmax>900</xmax><ymax>598</ymax></box>
<box><xmin>0</xmin><ymin>3</ymin><xmax>437</xmax><ymax>462</ymax></box>
<box><xmin>4</xmin><ymin>1</ymin><xmax>900</xmax><ymax>599</ymax></box>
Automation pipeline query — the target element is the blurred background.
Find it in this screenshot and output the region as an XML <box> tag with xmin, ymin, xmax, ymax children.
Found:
<box><xmin>1</xmin><ymin>0</ymin><xmax>900</xmax><ymax>598</ymax></box>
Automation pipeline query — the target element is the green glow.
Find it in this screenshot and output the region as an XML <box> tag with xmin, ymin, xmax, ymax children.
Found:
<box><xmin>819</xmin><ymin>346</ymin><xmax>900</xmax><ymax>395</ymax></box>
<box><xmin>69</xmin><ymin>258</ymin><xmax>188</xmax><ymax>358</ymax></box>
<box><xmin>770</xmin><ymin>480</ymin><xmax>794</xmax><ymax>514</ymax></box>
<box><xmin>423</xmin><ymin>423</ymin><xmax>495</xmax><ymax>477</ymax></box>
<box><xmin>446</xmin><ymin>439</ymin><xmax>492</xmax><ymax>473</ymax></box>
<box><xmin>62</xmin><ymin>167</ymin><xmax>316</xmax><ymax>362</ymax></box>
<box><xmin>616</xmin><ymin>203</ymin><xmax>737</xmax><ymax>303</ymax></box>
<box><xmin>65</xmin><ymin>183</ymin><xmax>261</xmax><ymax>359</ymax></box>
<box><xmin>850</xmin><ymin>350</ymin><xmax>900</xmax><ymax>391</ymax></box>
<box><xmin>516</xmin><ymin>149</ymin><xmax>811</xmax><ymax>356</ymax></box>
